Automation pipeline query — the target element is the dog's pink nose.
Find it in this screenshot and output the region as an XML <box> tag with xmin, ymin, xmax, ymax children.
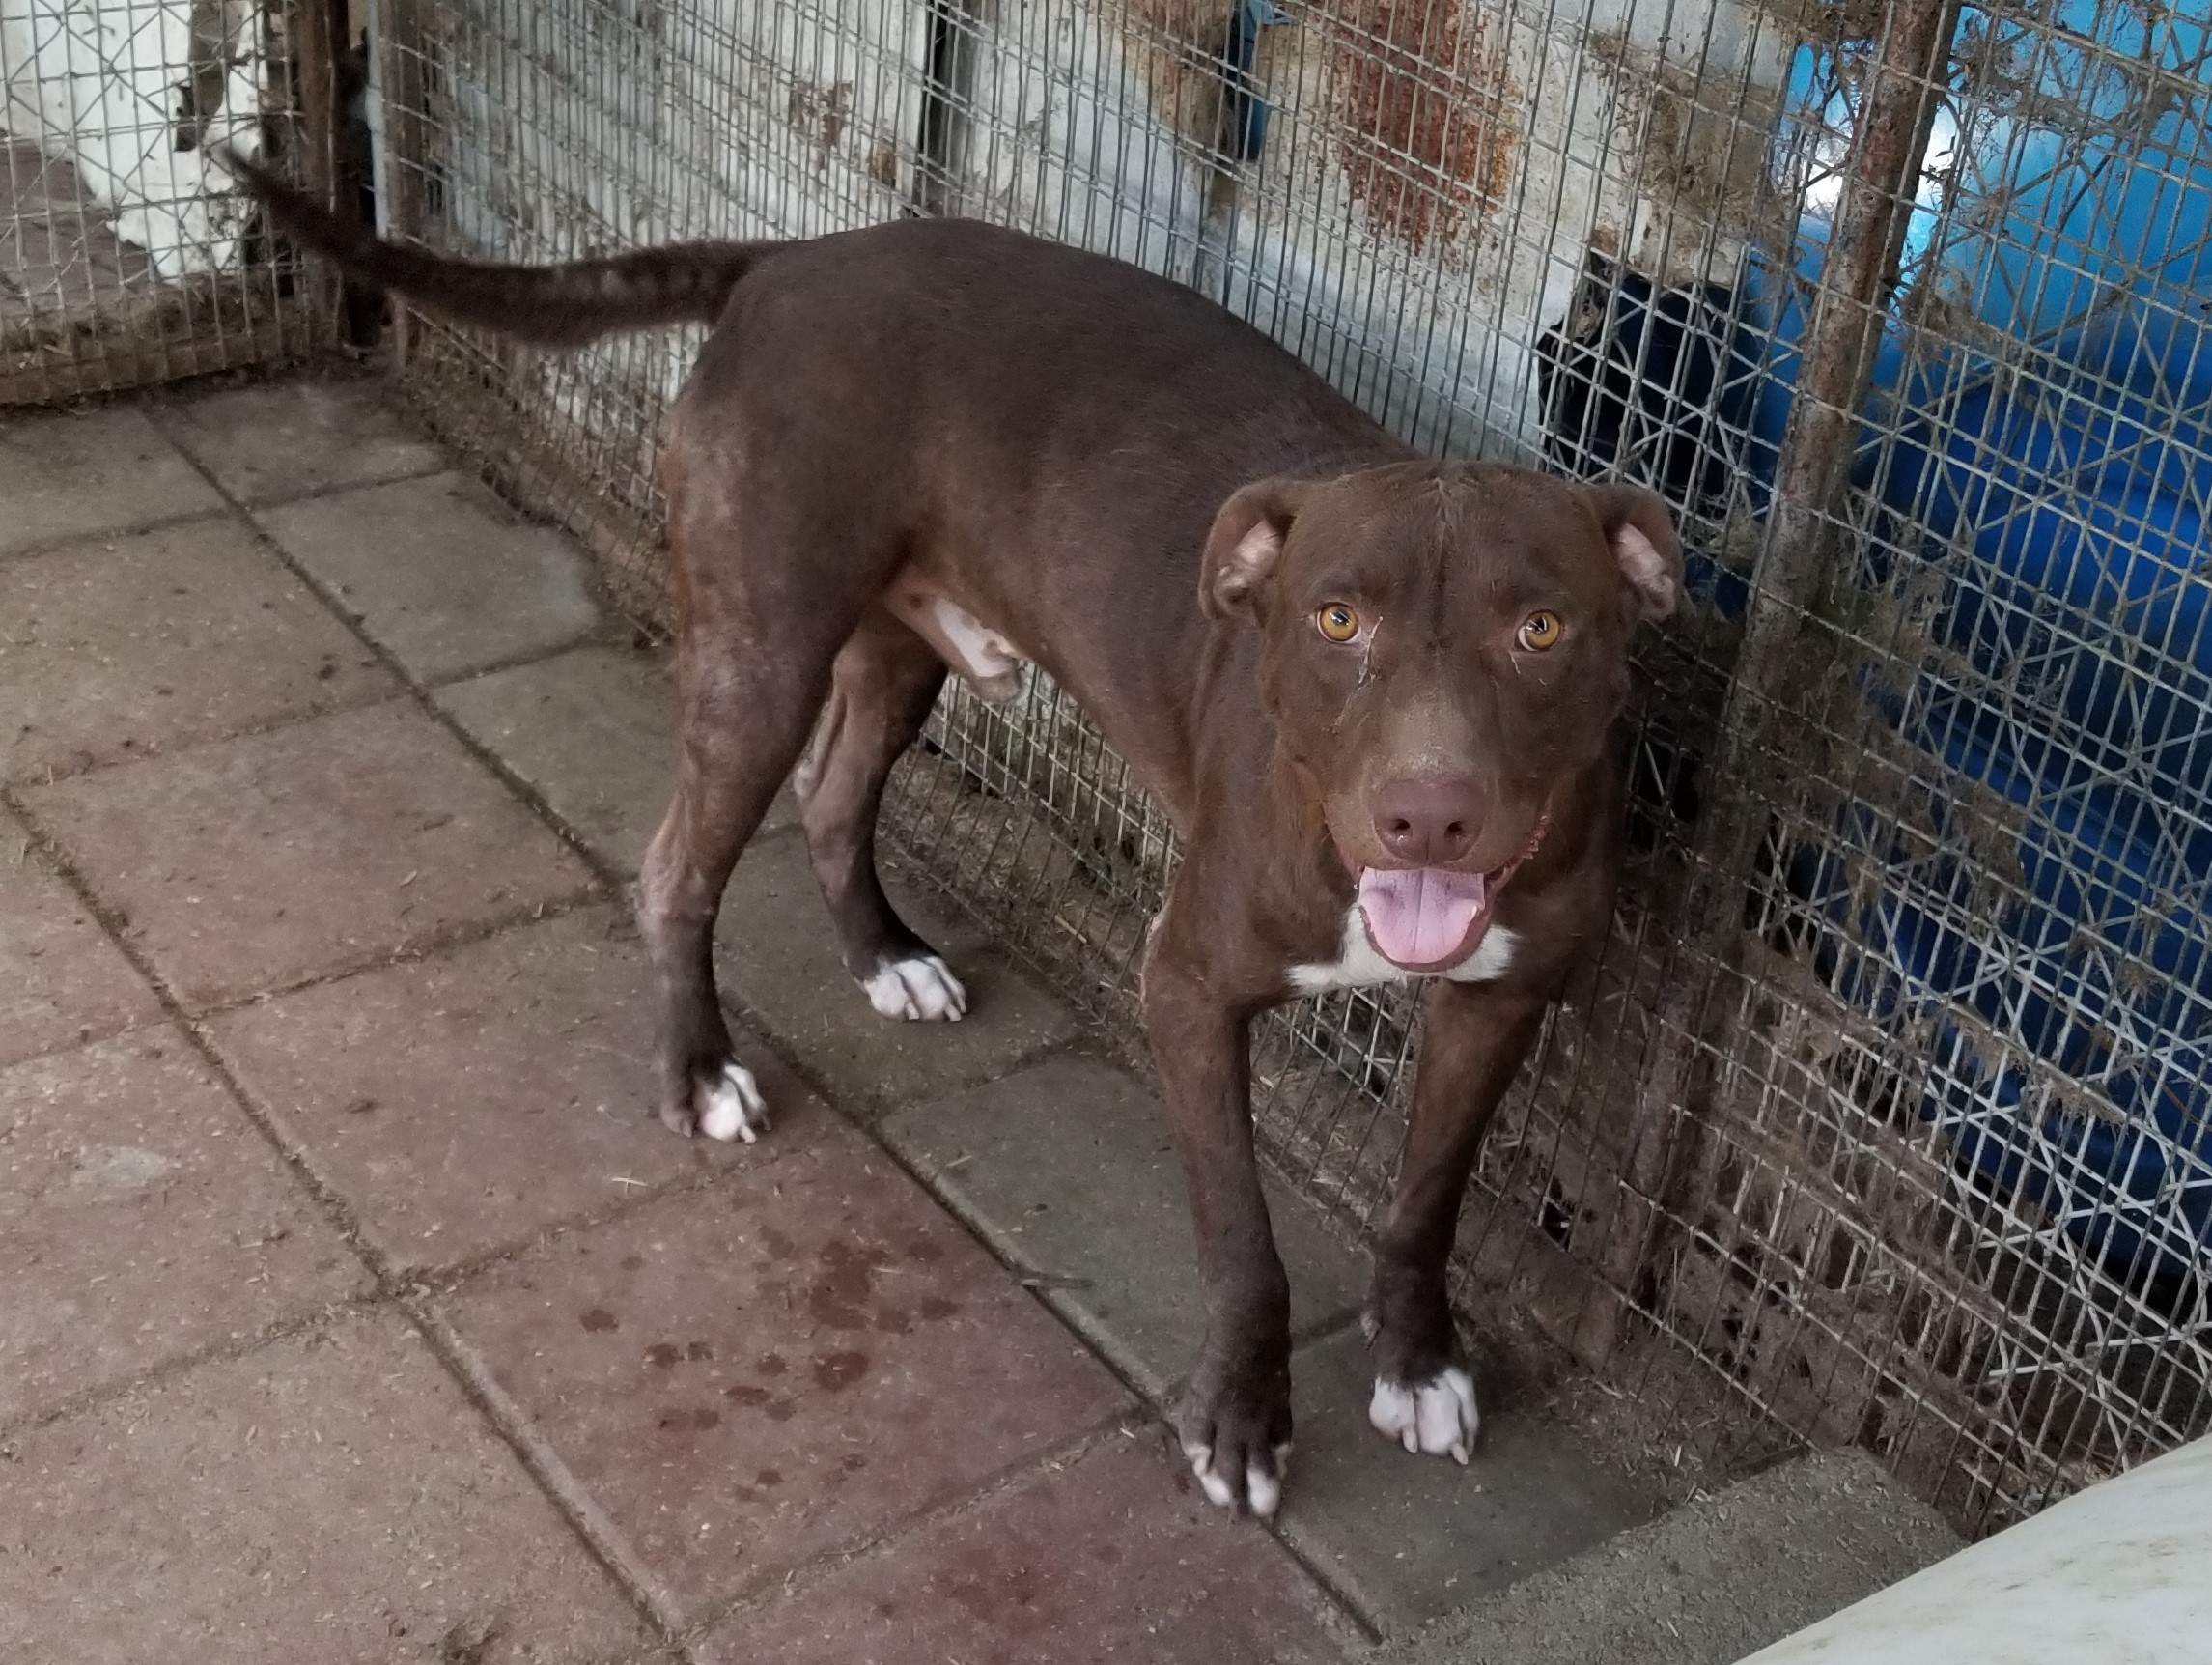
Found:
<box><xmin>1372</xmin><ymin>778</ymin><xmax>1485</xmax><ymax>865</ymax></box>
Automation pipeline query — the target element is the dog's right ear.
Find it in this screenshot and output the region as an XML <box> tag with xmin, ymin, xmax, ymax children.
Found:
<box><xmin>1201</xmin><ymin>478</ymin><xmax>1309</xmax><ymax>621</ymax></box>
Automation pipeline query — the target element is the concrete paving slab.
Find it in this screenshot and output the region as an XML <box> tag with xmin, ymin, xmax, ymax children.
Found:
<box><xmin>434</xmin><ymin>645</ymin><xmax>799</xmax><ymax>876</ymax></box>
<box><xmin>0</xmin><ymin>516</ymin><xmax>396</xmax><ymax>783</ymax></box>
<box><xmin>434</xmin><ymin>644</ymin><xmax>676</xmax><ymax>874</ymax></box>
<box><xmin>883</xmin><ymin>1053</ymin><xmax>1367</xmax><ymax>1399</ymax></box>
<box><xmin>0</xmin><ymin>1028</ymin><xmax>369</xmax><ymax>1425</ymax></box>
<box><xmin>715</xmin><ymin>834</ymin><xmax>1078</xmax><ymax>1119</ymax></box>
<box><xmin>1276</xmin><ymin>1327</ymin><xmax>1661</xmax><ymax>1636</ymax></box>
<box><xmin>0</xmin><ymin>1311</ymin><xmax>653</xmax><ymax>1664</ymax></box>
<box><xmin>0</xmin><ymin>405</ymin><xmax>224</xmax><ymax>556</ymax></box>
<box><xmin>154</xmin><ymin>375</ymin><xmax>446</xmax><ymax>505</ymax></box>
<box><xmin>434</xmin><ymin>1121</ymin><xmax>1132</xmax><ymax>1623</ymax></box>
<box><xmin>695</xmin><ymin>1430</ymin><xmax>1353</xmax><ymax>1665</ymax></box>
<box><xmin>206</xmin><ymin>905</ymin><xmax>809</xmax><ymax>1274</ymax></box>
<box><xmin>19</xmin><ymin>699</ymin><xmax>597</xmax><ymax>1012</ymax></box>
<box><xmin>1370</xmin><ymin>1449</ymin><xmax>1961</xmax><ymax>1665</ymax></box>
<box><xmin>257</xmin><ymin>471</ymin><xmax>600</xmax><ymax>683</ymax></box>
<box><xmin>0</xmin><ymin>809</ymin><xmax>161</xmax><ymax>1066</ymax></box>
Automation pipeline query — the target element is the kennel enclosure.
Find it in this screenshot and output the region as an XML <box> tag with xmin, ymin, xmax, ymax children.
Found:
<box><xmin>368</xmin><ymin>0</ymin><xmax>2212</xmax><ymax>1532</ymax></box>
<box><xmin>1</xmin><ymin>0</ymin><xmax>350</xmax><ymax>399</ymax></box>
<box><xmin>12</xmin><ymin>0</ymin><xmax>2208</xmax><ymax>1536</ymax></box>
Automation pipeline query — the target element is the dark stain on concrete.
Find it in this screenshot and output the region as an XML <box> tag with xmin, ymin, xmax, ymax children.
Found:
<box><xmin>812</xmin><ymin>1349</ymin><xmax>871</xmax><ymax>1391</ymax></box>
<box><xmin>656</xmin><ymin>1406</ymin><xmax>720</xmax><ymax>1432</ymax></box>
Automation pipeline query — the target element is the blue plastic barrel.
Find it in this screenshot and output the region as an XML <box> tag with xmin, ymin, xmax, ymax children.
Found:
<box><xmin>1707</xmin><ymin>1</ymin><xmax>2212</xmax><ymax>1283</ymax></box>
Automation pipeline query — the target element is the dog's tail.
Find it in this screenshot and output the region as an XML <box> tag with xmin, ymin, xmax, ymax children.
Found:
<box><xmin>216</xmin><ymin>149</ymin><xmax>777</xmax><ymax>348</ymax></box>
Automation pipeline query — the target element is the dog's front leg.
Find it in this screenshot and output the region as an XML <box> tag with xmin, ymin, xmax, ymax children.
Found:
<box><xmin>1140</xmin><ymin>907</ymin><xmax>1293</xmax><ymax>1517</ymax></box>
<box><xmin>1363</xmin><ymin>979</ymin><xmax>1549</xmax><ymax>1462</ymax></box>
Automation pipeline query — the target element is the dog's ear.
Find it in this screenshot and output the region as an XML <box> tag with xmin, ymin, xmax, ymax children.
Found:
<box><xmin>1585</xmin><ymin>483</ymin><xmax>1682</xmax><ymax>621</ymax></box>
<box><xmin>1202</xmin><ymin>478</ymin><xmax>1309</xmax><ymax>621</ymax></box>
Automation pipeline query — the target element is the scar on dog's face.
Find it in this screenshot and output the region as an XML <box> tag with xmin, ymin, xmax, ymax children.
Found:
<box><xmin>1200</xmin><ymin>463</ymin><xmax>1680</xmax><ymax>881</ymax></box>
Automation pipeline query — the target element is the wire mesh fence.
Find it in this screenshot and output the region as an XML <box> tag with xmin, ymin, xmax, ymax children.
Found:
<box><xmin>368</xmin><ymin>0</ymin><xmax>2212</xmax><ymax>1532</ymax></box>
<box><xmin>0</xmin><ymin>0</ymin><xmax>336</xmax><ymax>403</ymax></box>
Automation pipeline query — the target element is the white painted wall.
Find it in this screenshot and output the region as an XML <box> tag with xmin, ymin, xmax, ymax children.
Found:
<box><xmin>942</xmin><ymin>0</ymin><xmax>1788</xmax><ymax>459</ymax></box>
<box><xmin>432</xmin><ymin>0</ymin><xmax>930</xmax><ymax>418</ymax></box>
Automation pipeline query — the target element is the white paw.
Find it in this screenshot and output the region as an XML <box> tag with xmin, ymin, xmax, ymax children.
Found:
<box><xmin>1368</xmin><ymin>1366</ymin><xmax>1478</xmax><ymax>1463</ymax></box>
<box><xmin>861</xmin><ymin>954</ymin><xmax>967</xmax><ymax>1022</ymax></box>
<box><xmin>696</xmin><ymin>1062</ymin><xmax>768</xmax><ymax>1143</ymax></box>
<box><xmin>1181</xmin><ymin>1439</ymin><xmax>1293</xmax><ymax>1518</ymax></box>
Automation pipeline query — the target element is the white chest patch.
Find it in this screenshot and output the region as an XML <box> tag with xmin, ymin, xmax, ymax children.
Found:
<box><xmin>1289</xmin><ymin>908</ymin><xmax>1520</xmax><ymax>995</ymax></box>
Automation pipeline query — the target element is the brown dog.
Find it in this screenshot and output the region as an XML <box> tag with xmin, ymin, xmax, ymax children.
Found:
<box><xmin>228</xmin><ymin>154</ymin><xmax>1679</xmax><ymax>1518</ymax></box>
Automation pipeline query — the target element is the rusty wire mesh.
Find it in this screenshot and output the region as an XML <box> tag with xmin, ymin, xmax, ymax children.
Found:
<box><xmin>0</xmin><ymin>0</ymin><xmax>331</xmax><ymax>404</ymax></box>
<box><xmin>368</xmin><ymin>0</ymin><xmax>2212</xmax><ymax>1532</ymax></box>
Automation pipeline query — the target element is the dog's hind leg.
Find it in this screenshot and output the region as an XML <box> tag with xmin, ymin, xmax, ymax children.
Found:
<box><xmin>638</xmin><ymin>527</ymin><xmax>862</xmax><ymax>1141</ymax></box>
<box><xmin>795</xmin><ymin>607</ymin><xmax>966</xmax><ymax>1022</ymax></box>
<box><xmin>638</xmin><ymin>657</ymin><xmax>824</xmax><ymax>1141</ymax></box>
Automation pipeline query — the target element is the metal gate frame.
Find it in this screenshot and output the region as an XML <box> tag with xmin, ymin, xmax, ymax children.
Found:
<box><xmin>0</xmin><ymin>0</ymin><xmax>349</xmax><ymax>404</ymax></box>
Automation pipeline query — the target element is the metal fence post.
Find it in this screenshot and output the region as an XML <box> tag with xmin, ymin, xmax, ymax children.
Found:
<box><xmin>1573</xmin><ymin>0</ymin><xmax>1966</xmax><ymax>1367</ymax></box>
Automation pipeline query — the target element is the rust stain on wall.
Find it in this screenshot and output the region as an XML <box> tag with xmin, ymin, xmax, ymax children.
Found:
<box><xmin>1330</xmin><ymin>0</ymin><xmax>1516</xmax><ymax>253</ymax></box>
<box><xmin>787</xmin><ymin>79</ymin><xmax>854</xmax><ymax>158</ymax></box>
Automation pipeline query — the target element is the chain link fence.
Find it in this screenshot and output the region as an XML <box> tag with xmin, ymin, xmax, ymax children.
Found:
<box><xmin>367</xmin><ymin>0</ymin><xmax>2211</xmax><ymax>1532</ymax></box>
<box><xmin>1</xmin><ymin>0</ymin><xmax>337</xmax><ymax>403</ymax></box>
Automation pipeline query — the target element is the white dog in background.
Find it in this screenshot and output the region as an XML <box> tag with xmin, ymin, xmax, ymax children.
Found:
<box><xmin>2</xmin><ymin>0</ymin><xmax>269</xmax><ymax>278</ymax></box>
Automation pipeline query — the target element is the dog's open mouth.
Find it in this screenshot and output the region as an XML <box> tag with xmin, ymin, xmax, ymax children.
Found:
<box><xmin>1355</xmin><ymin>812</ymin><xmax>1551</xmax><ymax>973</ymax></box>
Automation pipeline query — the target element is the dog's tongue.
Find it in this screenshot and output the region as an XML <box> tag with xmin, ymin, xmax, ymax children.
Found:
<box><xmin>1358</xmin><ymin>867</ymin><xmax>1488</xmax><ymax>967</ymax></box>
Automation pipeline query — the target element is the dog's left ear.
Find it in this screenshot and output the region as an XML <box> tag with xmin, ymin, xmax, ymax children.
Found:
<box><xmin>1586</xmin><ymin>483</ymin><xmax>1682</xmax><ymax>621</ymax></box>
<box><xmin>1202</xmin><ymin>478</ymin><xmax>1310</xmax><ymax>621</ymax></box>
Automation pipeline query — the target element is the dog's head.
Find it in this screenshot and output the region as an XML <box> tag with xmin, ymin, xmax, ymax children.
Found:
<box><xmin>1201</xmin><ymin>461</ymin><xmax>1679</xmax><ymax>973</ymax></box>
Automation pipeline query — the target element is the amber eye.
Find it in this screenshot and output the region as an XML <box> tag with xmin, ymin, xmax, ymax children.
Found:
<box><xmin>1315</xmin><ymin>603</ymin><xmax>1361</xmax><ymax>643</ymax></box>
<box><xmin>1516</xmin><ymin>609</ymin><xmax>1564</xmax><ymax>651</ymax></box>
